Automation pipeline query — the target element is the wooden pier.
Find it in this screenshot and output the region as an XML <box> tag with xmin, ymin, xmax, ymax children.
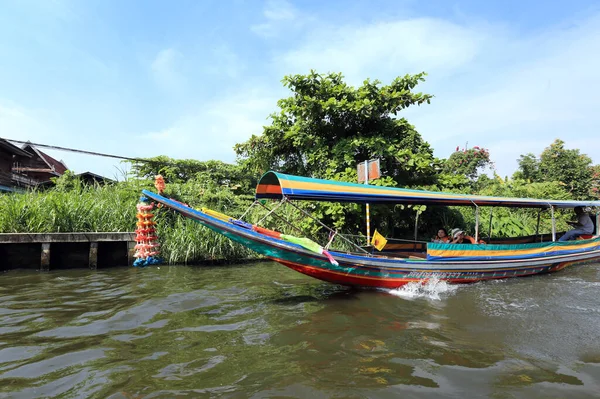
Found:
<box><xmin>0</xmin><ymin>232</ymin><xmax>135</xmax><ymax>271</ymax></box>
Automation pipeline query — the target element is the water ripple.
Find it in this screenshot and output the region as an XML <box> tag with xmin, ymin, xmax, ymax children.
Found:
<box><xmin>0</xmin><ymin>262</ymin><xmax>598</xmax><ymax>398</ymax></box>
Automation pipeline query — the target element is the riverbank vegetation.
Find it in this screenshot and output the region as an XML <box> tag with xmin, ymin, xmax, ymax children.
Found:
<box><xmin>2</xmin><ymin>72</ymin><xmax>598</xmax><ymax>264</ymax></box>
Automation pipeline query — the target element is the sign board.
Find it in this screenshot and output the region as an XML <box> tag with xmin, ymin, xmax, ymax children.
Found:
<box><xmin>357</xmin><ymin>159</ymin><xmax>381</xmax><ymax>183</ymax></box>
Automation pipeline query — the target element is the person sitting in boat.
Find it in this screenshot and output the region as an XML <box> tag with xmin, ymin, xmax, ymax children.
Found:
<box><xmin>432</xmin><ymin>228</ymin><xmax>450</xmax><ymax>243</ymax></box>
<box><xmin>559</xmin><ymin>206</ymin><xmax>594</xmax><ymax>241</ymax></box>
<box><xmin>450</xmin><ymin>228</ymin><xmax>474</xmax><ymax>244</ymax></box>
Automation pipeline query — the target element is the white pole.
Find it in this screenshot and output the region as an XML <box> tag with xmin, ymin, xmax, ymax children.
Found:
<box><xmin>551</xmin><ymin>206</ymin><xmax>556</xmax><ymax>242</ymax></box>
<box><xmin>364</xmin><ymin>160</ymin><xmax>370</xmax><ymax>245</ymax></box>
<box><xmin>475</xmin><ymin>205</ymin><xmax>480</xmax><ymax>243</ymax></box>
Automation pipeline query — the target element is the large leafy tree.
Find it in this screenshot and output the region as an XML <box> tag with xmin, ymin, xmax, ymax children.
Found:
<box><xmin>513</xmin><ymin>153</ymin><xmax>540</xmax><ymax>181</ymax></box>
<box><xmin>234</xmin><ymin>71</ymin><xmax>437</xmax><ymax>187</ymax></box>
<box><xmin>440</xmin><ymin>145</ymin><xmax>493</xmax><ymax>187</ymax></box>
<box><xmin>590</xmin><ymin>165</ymin><xmax>600</xmax><ymax>199</ymax></box>
<box><xmin>234</xmin><ymin>71</ymin><xmax>438</xmax><ymax>238</ymax></box>
<box><xmin>513</xmin><ymin>139</ymin><xmax>593</xmax><ymax>199</ymax></box>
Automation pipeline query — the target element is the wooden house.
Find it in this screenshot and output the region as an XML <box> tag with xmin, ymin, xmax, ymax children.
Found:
<box><xmin>0</xmin><ymin>139</ymin><xmax>33</xmax><ymax>192</ymax></box>
<box><xmin>12</xmin><ymin>143</ymin><xmax>69</xmax><ymax>185</ymax></box>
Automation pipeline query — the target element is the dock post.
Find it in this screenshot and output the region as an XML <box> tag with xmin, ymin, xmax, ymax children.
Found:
<box><xmin>89</xmin><ymin>242</ymin><xmax>98</xmax><ymax>269</ymax></box>
<box><xmin>41</xmin><ymin>243</ymin><xmax>50</xmax><ymax>271</ymax></box>
<box><xmin>127</xmin><ymin>241</ymin><xmax>136</xmax><ymax>265</ymax></box>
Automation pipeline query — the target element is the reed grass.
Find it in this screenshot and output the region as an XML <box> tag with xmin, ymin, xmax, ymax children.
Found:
<box><xmin>1</xmin><ymin>173</ymin><xmax>579</xmax><ymax>266</ymax></box>
<box><xmin>0</xmin><ymin>177</ymin><xmax>260</xmax><ymax>264</ymax></box>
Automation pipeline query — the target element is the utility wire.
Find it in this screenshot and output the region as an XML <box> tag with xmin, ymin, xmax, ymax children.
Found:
<box><xmin>2</xmin><ymin>138</ymin><xmax>152</xmax><ymax>163</ymax></box>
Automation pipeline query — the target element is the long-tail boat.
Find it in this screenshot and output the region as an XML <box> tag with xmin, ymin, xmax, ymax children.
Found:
<box><xmin>142</xmin><ymin>171</ymin><xmax>600</xmax><ymax>288</ymax></box>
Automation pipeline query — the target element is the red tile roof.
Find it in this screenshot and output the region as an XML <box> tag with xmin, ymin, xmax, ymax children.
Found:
<box><xmin>20</xmin><ymin>144</ymin><xmax>68</xmax><ymax>175</ymax></box>
<box><xmin>38</xmin><ymin>150</ymin><xmax>68</xmax><ymax>174</ymax></box>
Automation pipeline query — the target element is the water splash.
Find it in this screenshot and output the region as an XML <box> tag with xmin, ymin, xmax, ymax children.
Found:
<box><xmin>386</xmin><ymin>277</ymin><xmax>459</xmax><ymax>300</ymax></box>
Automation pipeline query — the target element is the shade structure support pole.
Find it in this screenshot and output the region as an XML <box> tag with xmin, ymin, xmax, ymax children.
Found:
<box><xmin>239</xmin><ymin>200</ymin><xmax>259</xmax><ymax>221</ymax></box>
<box><xmin>413</xmin><ymin>210</ymin><xmax>420</xmax><ymax>250</ymax></box>
<box><xmin>256</xmin><ymin>200</ymin><xmax>306</xmax><ymax>237</ymax></box>
<box><xmin>473</xmin><ymin>202</ymin><xmax>480</xmax><ymax>243</ymax></box>
<box><xmin>286</xmin><ymin>200</ymin><xmax>370</xmax><ymax>254</ymax></box>
<box><xmin>596</xmin><ymin>212</ymin><xmax>599</xmax><ymax>236</ymax></box>
<box><xmin>364</xmin><ymin>160</ymin><xmax>370</xmax><ymax>246</ymax></box>
<box><xmin>257</xmin><ymin>198</ymin><xmax>287</xmax><ymax>226</ymax></box>
<box><xmin>487</xmin><ymin>208</ymin><xmax>494</xmax><ymax>242</ymax></box>
<box><xmin>535</xmin><ymin>210</ymin><xmax>542</xmax><ymax>242</ymax></box>
<box><xmin>550</xmin><ymin>205</ymin><xmax>556</xmax><ymax>242</ymax></box>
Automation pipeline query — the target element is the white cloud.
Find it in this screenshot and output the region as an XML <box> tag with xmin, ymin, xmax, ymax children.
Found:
<box><xmin>204</xmin><ymin>44</ymin><xmax>245</xmax><ymax>79</ymax></box>
<box><xmin>150</xmin><ymin>48</ymin><xmax>185</xmax><ymax>91</ymax></box>
<box><xmin>0</xmin><ymin>102</ymin><xmax>56</xmax><ymax>143</ymax></box>
<box><xmin>268</xmin><ymin>12</ymin><xmax>600</xmax><ymax>177</ymax></box>
<box><xmin>251</xmin><ymin>0</ymin><xmax>300</xmax><ymax>38</ymax></box>
<box><xmin>141</xmin><ymin>88</ymin><xmax>280</xmax><ymax>162</ymax></box>
<box><xmin>0</xmin><ymin>101</ymin><xmax>132</xmax><ymax>178</ymax></box>
<box><xmin>279</xmin><ymin>18</ymin><xmax>493</xmax><ymax>84</ymax></box>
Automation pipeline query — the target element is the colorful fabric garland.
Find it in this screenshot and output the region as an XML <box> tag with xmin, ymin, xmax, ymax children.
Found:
<box><xmin>133</xmin><ymin>195</ymin><xmax>162</xmax><ymax>267</ymax></box>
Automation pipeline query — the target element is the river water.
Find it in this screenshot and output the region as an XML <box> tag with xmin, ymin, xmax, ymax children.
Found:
<box><xmin>1</xmin><ymin>262</ymin><xmax>599</xmax><ymax>399</ymax></box>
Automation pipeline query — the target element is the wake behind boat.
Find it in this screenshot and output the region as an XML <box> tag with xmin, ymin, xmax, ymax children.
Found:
<box><xmin>142</xmin><ymin>171</ymin><xmax>600</xmax><ymax>288</ymax></box>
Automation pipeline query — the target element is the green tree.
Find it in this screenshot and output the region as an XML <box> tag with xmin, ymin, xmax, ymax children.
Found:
<box><xmin>513</xmin><ymin>153</ymin><xmax>540</xmax><ymax>181</ymax></box>
<box><xmin>441</xmin><ymin>145</ymin><xmax>493</xmax><ymax>182</ymax></box>
<box><xmin>513</xmin><ymin>139</ymin><xmax>593</xmax><ymax>199</ymax></box>
<box><xmin>234</xmin><ymin>71</ymin><xmax>438</xmax><ymax>238</ymax></box>
<box><xmin>590</xmin><ymin>164</ymin><xmax>600</xmax><ymax>199</ymax></box>
<box><xmin>234</xmin><ymin>71</ymin><xmax>437</xmax><ymax>187</ymax></box>
<box><xmin>127</xmin><ymin>157</ymin><xmax>255</xmax><ymax>193</ymax></box>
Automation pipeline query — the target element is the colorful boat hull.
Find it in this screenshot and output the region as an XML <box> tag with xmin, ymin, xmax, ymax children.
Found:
<box><xmin>142</xmin><ymin>190</ymin><xmax>600</xmax><ymax>288</ymax></box>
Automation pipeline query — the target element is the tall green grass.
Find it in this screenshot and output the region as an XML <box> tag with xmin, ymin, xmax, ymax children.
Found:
<box><xmin>0</xmin><ymin>183</ymin><xmax>140</xmax><ymax>233</ymax></box>
<box><xmin>0</xmin><ymin>177</ymin><xmax>260</xmax><ymax>264</ymax></box>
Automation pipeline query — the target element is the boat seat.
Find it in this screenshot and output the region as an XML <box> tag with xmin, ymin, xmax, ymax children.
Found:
<box><xmin>578</xmin><ymin>234</ymin><xmax>595</xmax><ymax>240</ymax></box>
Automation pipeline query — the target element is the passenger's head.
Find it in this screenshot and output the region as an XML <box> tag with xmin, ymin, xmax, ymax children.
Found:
<box><xmin>451</xmin><ymin>228</ymin><xmax>465</xmax><ymax>240</ymax></box>
<box><xmin>574</xmin><ymin>206</ymin><xmax>585</xmax><ymax>215</ymax></box>
<box><xmin>437</xmin><ymin>228</ymin><xmax>448</xmax><ymax>238</ymax></box>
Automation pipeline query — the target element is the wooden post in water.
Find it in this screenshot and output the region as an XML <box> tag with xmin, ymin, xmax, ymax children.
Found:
<box><xmin>127</xmin><ymin>241</ymin><xmax>136</xmax><ymax>265</ymax></box>
<box><xmin>89</xmin><ymin>242</ymin><xmax>98</xmax><ymax>269</ymax></box>
<box><xmin>40</xmin><ymin>243</ymin><xmax>50</xmax><ymax>271</ymax></box>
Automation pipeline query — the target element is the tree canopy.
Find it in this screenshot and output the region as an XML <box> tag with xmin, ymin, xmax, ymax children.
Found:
<box><xmin>513</xmin><ymin>139</ymin><xmax>594</xmax><ymax>199</ymax></box>
<box><xmin>234</xmin><ymin>71</ymin><xmax>437</xmax><ymax>188</ymax></box>
<box><xmin>127</xmin><ymin>156</ymin><xmax>256</xmax><ymax>193</ymax></box>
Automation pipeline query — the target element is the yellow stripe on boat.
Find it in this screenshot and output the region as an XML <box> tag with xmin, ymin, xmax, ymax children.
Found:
<box><xmin>200</xmin><ymin>208</ymin><xmax>232</xmax><ymax>222</ymax></box>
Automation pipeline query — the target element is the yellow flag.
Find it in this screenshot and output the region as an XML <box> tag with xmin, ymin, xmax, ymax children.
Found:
<box><xmin>371</xmin><ymin>229</ymin><xmax>388</xmax><ymax>251</ymax></box>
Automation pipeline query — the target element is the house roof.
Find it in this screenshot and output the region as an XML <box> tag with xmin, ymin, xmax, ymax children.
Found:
<box><xmin>76</xmin><ymin>171</ymin><xmax>114</xmax><ymax>183</ymax></box>
<box><xmin>21</xmin><ymin>143</ymin><xmax>68</xmax><ymax>175</ymax></box>
<box><xmin>0</xmin><ymin>139</ymin><xmax>32</xmax><ymax>157</ymax></box>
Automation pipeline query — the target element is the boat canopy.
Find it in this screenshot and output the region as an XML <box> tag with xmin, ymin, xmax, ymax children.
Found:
<box><xmin>256</xmin><ymin>171</ymin><xmax>600</xmax><ymax>208</ymax></box>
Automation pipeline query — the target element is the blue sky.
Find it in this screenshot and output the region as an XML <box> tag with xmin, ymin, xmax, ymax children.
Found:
<box><xmin>1</xmin><ymin>0</ymin><xmax>599</xmax><ymax>179</ymax></box>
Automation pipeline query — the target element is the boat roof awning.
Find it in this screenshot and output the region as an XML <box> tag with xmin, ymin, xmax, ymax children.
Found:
<box><xmin>256</xmin><ymin>171</ymin><xmax>600</xmax><ymax>208</ymax></box>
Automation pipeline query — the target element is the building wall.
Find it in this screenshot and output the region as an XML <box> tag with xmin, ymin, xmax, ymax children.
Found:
<box><xmin>0</xmin><ymin>150</ymin><xmax>14</xmax><ymax>186</ymax></box>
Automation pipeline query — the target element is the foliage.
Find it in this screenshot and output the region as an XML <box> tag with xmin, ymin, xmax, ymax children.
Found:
<box><xmin>513</xmin><ymin>139</ymin><xmax>594</xmax><ymax>199</ymax></box>
<box><xmin>451</xmin><ymin>178</ymin><xmax>575</xmax><ymax>238</ymax></box>
<box><xmin>234</xmin><ymin>71</ymin><xmax>436</xmax><ymax>186</ymax></box>
<box><xmin>127</xmin><ymin>156</ymin><xmax>256</xmax><ymax>193</ymax></box>
<box><xmin>234</xmin><ymin>71</ymin><xmax>440</xmax><ymax>237</ymax></box>
<box><xmin>0</xmin><ymin>175</ymin><xmax>259</xmax><ymax>264</ymax></box>
<box><xmin>50</xmin><ymin>170</ymin><xmax>80</xmax><ymax>192</ymax></box>
<box><xmin>442</xmin><ymin>145</ymin><xmax>492</xmax><ymax>181</ymax></box>
<box><xmin>590</xmin><ymin>165</ymin><xmax>600</xmax><ymax>199</ymax></box>
<box><xmin>513</xmin><ymin>153</ymin><xmax>539</xmax><ymax>181</ymax></box>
